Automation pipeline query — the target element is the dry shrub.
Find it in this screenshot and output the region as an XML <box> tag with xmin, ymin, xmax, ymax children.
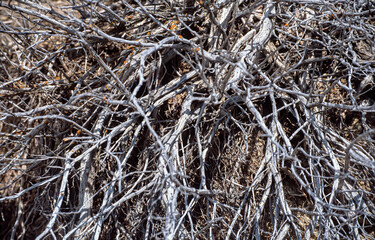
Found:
<box><xmin>1</xmin><ymin>0</ymin><xmax>375</xmax><ymax>239</ymax></box>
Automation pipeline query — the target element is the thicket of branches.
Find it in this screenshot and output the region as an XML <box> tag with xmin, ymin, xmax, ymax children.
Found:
<box><xmin>1</xmin><ymin>0</ymin><xmax>375</xmax><ymax>239</ymax></box>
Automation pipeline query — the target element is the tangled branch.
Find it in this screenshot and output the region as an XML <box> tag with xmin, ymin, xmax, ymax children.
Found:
<box><xmin>1</xmin><ymin>0</ymin><xmax>375</xmax><ymax>239</ymax></box>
